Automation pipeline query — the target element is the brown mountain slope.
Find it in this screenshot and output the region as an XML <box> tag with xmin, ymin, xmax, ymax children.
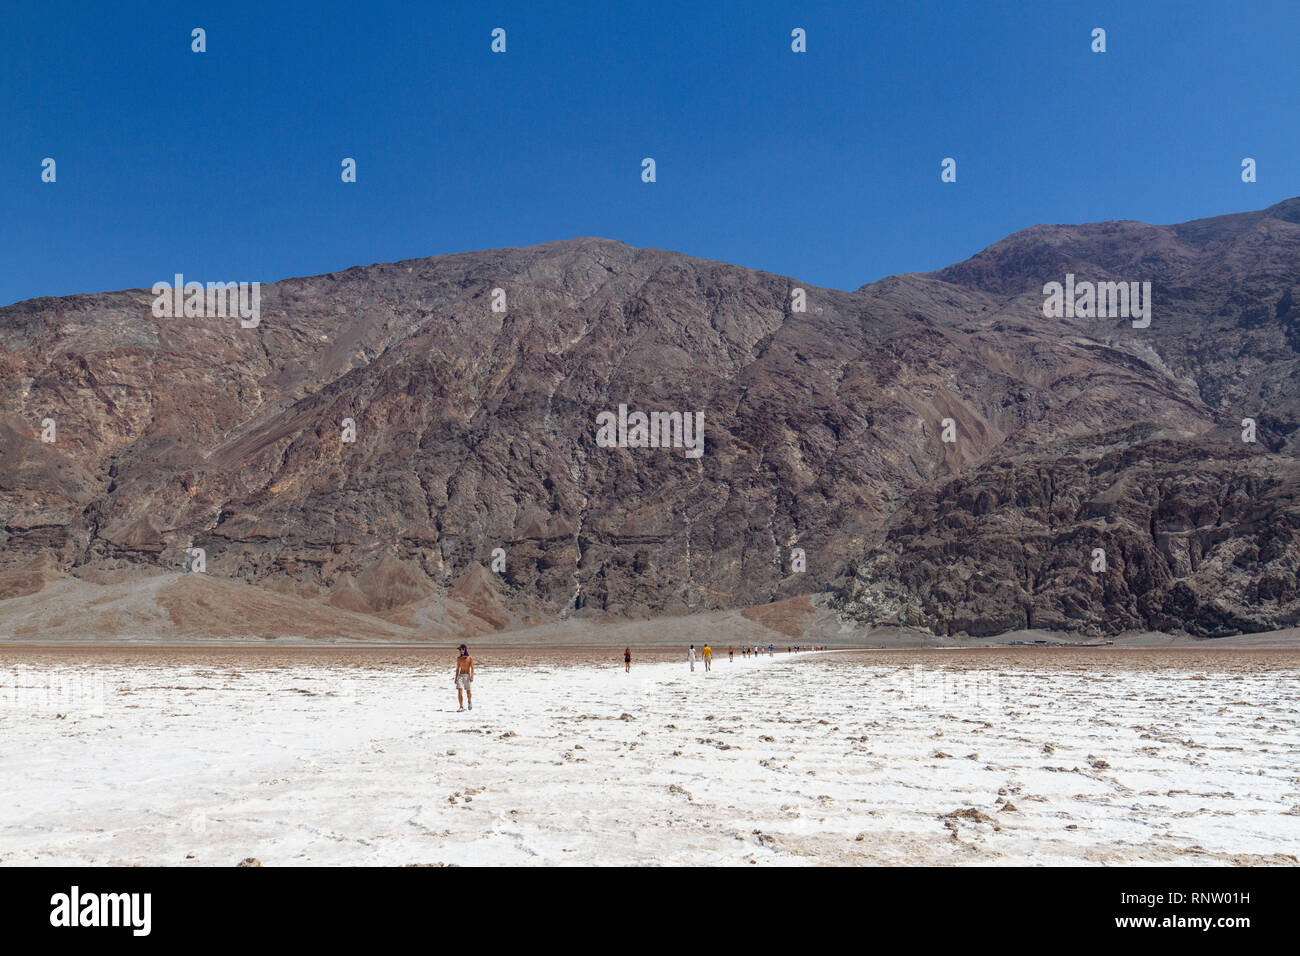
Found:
<box><xmin>834</xmin><ymin>199</ymin><xmax>1300</xmax><ymax>637</ymax></box>
<box><xmin>2</xmin><ymin>200</ymin><xmax>1298</xmax><ymax>639</ymax></box>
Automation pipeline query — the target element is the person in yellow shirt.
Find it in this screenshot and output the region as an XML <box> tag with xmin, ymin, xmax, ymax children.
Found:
<box><xmin>702</xmin><ymin>643</ymin><xmax>712</xmax><ymax>672</ymax></box>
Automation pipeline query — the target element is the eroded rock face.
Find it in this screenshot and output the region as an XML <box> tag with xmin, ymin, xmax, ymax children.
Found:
<box><xmin>921</xmin><ymin>198</ymin><xmax>1300</xmax><ymax>455</ymax></box>
<box><xmin>833</xmin><ymin>197</ymin><xmax>1300</xmax><ymax>637</ymax></box>
<box><xmin>1</xmin><ymin>199</ymin><xmax>1298</xmax><ymax>637</ymax></box>
<box><xmin>835</xmin><ymin>427</ymin><xmax>1300</xmax><ymax>637</ymax></box>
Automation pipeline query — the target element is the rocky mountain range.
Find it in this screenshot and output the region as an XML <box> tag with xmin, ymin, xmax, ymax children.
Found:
<box><xmin>2</xmin><ymin>199</ymin><xmax>1297</xmax><ymax>639</ymax></box>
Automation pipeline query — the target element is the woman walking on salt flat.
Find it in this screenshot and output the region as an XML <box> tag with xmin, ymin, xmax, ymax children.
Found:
<box><xmin>454</xmin><ymin>644</ymin><xmax>474</xmax><ymax>711</ymax></box>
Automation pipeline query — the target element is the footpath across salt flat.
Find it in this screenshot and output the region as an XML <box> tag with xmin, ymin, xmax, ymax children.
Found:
<box><xmin>2</xmin><ymin>647</ymin><xmax>1298</xmax><ymax>865</ymax></box>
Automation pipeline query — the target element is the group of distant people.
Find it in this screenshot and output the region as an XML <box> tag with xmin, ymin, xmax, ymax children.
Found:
<box><xmin>735</xmin><ymin>643</ymin><xmax>823</xmax><ymax>658</ymax></box>
<box><xmin>455</xmin><ymin>638</ymin><xmax>830</xmax><ymax>711</ymax></box>
<box><xmin>675</xmin><ymin>642</ymin><xmax>825</xmax><ymax>670</ymax></box>
<box><xmin>620</xmin><ymin>642</ymin><xmax>829</xmax><ymax>675</ymax></box>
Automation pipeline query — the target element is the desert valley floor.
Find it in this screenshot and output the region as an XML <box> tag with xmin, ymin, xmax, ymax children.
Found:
<box><xmin>2</xmin><ymin>646</ymin><xmax>1298</xmax><ymax>866</ymax></box>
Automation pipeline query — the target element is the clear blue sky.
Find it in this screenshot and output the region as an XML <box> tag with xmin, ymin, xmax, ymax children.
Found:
<box><xmin>4</xmin><ymin>0</ymin><xmax>1299</xmax><ymax>306</ymax></box>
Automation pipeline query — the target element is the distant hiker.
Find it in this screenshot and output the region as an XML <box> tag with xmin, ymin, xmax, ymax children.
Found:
<box><xmin>624</xmin><ymin>647</ymin><xmax>632</xmax><ymax>673</ymax></box>
<box><xmin>689</xmin><ymin>644</ymin><xmax>697</xmax><ymax>672</ymax></box>
<box><xmin>455</xmin><ymin>645</ymin><xmax>474</xmax><ymax>711</ymax></box>
<box><xmin>703</xmin><ymin>643</ymin><xmax>712</xmax><ymax>672</ymax></box>
<box><xmin>728</xmin><ymin>646</ymin><xmax>734</xmax><ymax>662</ymax></box>
<box><xmin>769</xmin><ymin>644</ymin><xmax>774</xmax><ymax>657</ymax></box>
